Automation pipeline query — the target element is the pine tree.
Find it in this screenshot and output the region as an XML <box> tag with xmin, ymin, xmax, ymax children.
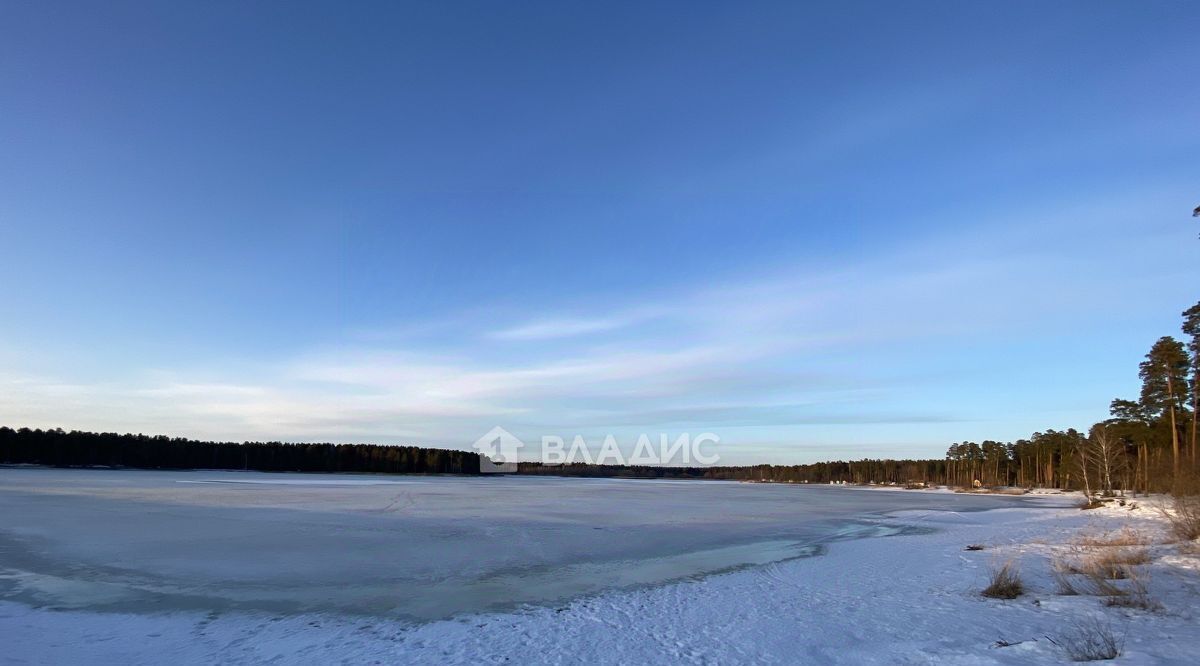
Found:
<box><xmin>1182</xmin><ymin>302</ymin><xmax>1200</xmax><ymax>466</ymax></box>
<box><xmin>1139</xmin><ymin>337</ymin><xmax>1190</xmax><ymax>481</ymax></box>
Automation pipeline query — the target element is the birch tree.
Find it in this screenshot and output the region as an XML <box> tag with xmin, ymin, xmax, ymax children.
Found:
<box><xmin>1089</xmin><ymin>424</ymin><xmax>1125</xmax><ymax>496</ymax></box>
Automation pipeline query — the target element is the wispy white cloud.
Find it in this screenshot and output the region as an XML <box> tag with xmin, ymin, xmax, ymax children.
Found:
<box><xmin>488</xmin><ymin>316</ymin><xmax>632</xmax><ymax>341</ymax></box>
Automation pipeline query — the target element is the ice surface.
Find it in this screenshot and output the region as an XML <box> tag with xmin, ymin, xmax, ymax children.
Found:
<box><xmin>0</xmin><ymin>468</ymin><xmax>1045</xmax><ymax>620</ymax></box>
<box><xmin>7</xmin><ymin>471</ymin><xmax>1197</xmax><ymax>665</ymax></box>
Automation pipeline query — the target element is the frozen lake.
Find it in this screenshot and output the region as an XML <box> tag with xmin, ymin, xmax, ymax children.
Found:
<box><xmin>0</xmin><ymin>468</ymin><xmax>1043</xmax><ymax>621</ymax></box>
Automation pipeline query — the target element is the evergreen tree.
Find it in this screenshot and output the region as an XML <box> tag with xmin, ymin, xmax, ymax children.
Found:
<box><xmin>1139</xmin><ymin>336</ymin><xmax>1190</xmax><ymax>480</ymax></box>
<box><xmin>1182</xmin><ymin>301</ymin><xmax>1200</xmax><ymax>465</ymax></box>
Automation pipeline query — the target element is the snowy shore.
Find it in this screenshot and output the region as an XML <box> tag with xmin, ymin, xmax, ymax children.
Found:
<box><xmin>4</xmin><ymin>485</ymin><xmax>1197</xmax><ymax>665</ymax></box>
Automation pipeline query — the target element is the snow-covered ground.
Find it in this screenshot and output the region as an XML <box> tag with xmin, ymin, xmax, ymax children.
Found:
<box><xmin>2</xmin><ymin>469</ymin><xmax>1198</xmax><ymax>664</ymax></box>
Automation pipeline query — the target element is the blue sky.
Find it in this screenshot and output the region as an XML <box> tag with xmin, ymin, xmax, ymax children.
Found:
<box><xmin>1</xmin><ymin>1</ymin><xmax>1198</xmax><ymax>464</ymax></box>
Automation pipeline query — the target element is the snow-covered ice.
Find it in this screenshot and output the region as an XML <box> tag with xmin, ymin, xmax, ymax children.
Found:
<box><xmin>0</xmin><ymin>468</ymin><xmax>1023</xmax><ymax>619</ymax></box>
<box><xmin>2</xmin><ymin>468</ymin><xmax>1197</xmax><ymax>664</ymax></box>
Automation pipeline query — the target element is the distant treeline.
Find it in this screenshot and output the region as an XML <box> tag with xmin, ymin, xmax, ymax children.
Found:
<box><xmin>517</xmin><ymin>460</ymin><xmax>945</xmax><ymax>484</ymax></box>
<box><xmin>0</xmin><ymin>427</ymin><xmax>481</xmax><ymax>475</ymax></box>
<box><xmin>2</xmin><ymin>424</ymin><xmax>939</xmax><ymax>483</ymax></box>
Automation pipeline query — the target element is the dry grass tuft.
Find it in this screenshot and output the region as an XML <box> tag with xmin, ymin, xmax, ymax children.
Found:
<box><xmin>1073</xmin><ymin>527</ymin><xmax>1151</xmax><ymax>548</ymax></box>
<box><xmin>1051</xmin><ymin>536</ymin><xmax>1159</xmax><ymax>610</ymax></box>
<box><xmin>1089</xmin><ymin>548</ymin><xmax>1151</xmax><ymax>579</ymax></box>
<box><xmin>981</xmin><ymin>561</ymin><xmax>1024</xmax><ymax>599</ymax></box>
<box><xmin>1049</xmin><ymin>616</ymin><xmax>1124</xmax><ymax>661</ymax></box>
<box><xmin>1056</xmin><ymin>546</ymin><xmax>1147</xmax><ymax>576</ymax></box>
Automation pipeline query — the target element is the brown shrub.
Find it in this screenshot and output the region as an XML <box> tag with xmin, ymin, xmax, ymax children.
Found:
<box><xmin>1160</xmin><ymin>494</ymin><xmax>1200</xmax><ymax>542</ymax></box>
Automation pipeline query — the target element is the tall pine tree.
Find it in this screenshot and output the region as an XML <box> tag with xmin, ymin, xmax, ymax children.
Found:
<box><xmin>1139</xmin><ymin>337</ymin><xmax>1190</xmax><ymax>480</ymax></box>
